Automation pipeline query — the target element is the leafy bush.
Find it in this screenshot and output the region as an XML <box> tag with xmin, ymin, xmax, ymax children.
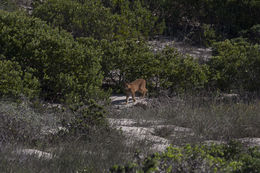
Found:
<box><xmin>78</xmin><ymin>38</ymin><xmax>156</xmax><ymax>90</ymax></box>
<box><xmin>109</xmin><ymin>141</ymin><xmax>260</xmax><ymax>173</ymax></box>
<box><xmin>79</xmin><ymin>38</ymin><xmax>209</xmax><ymax>93</ymax></box>
<box><xmin>155</xmin><ymin>47</ymin><xmax>209</xmax><ymax>92</ymax></box>
<box><xmin>240</xmin><ymin>24</ymin><xmax>260</xmax><ymax>44</ymax></box>
<box><xmin>207</xmin><ymin>38</ymin><xmax>260</xmax><ymax>92</ymax></box>
<box><xmin>0</xmin><ymin>10</ymin><xmax>103</xmax><ymax>102</ymax></box>
<box><xmin>32</xmin><ymin>0</ymin><xmax>115</xmax><ymax>39</ymax></box>
<box><xmin>0</xmin><ymin>0</ymin><xmax>18</xmax><ymax>11</ymax></box>
<box><xmin>143</xmin><ymin>0</ymin><xmax>260</xmax><ymax>40</ymax></box>
<box><xmin>0</xmin><ymin>59</ymin><xmax>40</xmax><ymax>99</ymax></box>
<box><xmin>32</xmin><ymin>0</ymin><xmax>164</xmax><ymax>40</ymax></box>
<box><xmin>66</xmin><ymin>99</ymin><xmax>107</xmax><ymax>136</ymax></box>
<box><xmin>101</xmin><ymin>39</ymin><xmax>156</xmax><ymax>83</ymax></box>
<box><xmin>101</xmin><ymin>0</ymin><xmax>165</xmax><ymax>39</ymax></box>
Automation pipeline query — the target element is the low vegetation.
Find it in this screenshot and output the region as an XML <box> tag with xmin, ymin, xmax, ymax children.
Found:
<box><xmin>0</xmin><ymin>0</ymin><xmax>260</xmax><ymax>172</ymax></box>
<box><xmin>0</xmin><ymin>95</ymin><xmax>260</xmax><ymax>172</ymax></box>
<box><xmin>109</xmin><ymin>141</ymin><xmax>260</xmax><ymax>173</ymax></box>
<box><xmin>109</xmin><ymin>94</ymin><xmax>260</xmax><ymax>142</ymax></box>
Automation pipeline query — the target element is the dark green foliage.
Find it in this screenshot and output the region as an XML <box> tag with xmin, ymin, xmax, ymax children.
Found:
<box><xmin>2</xmin><ymin>1</ymin><xmax>260</xmax><ymax>173</ymax></box>
<box><xmin>101</xmin><ymin>39</ymin><xmax>155</xmax><ymax>84</ymax></box>
<box><xmin>208</xmin><ymin>38</ymin><xmax>260</xmax><ymax>91</ymax></box>
<box><xmin>67</xmin><ymin>99</ymin><xmax>107</xmax><ymax>135</ymax></box>
<box><xmin>143</xmin><ymin>0</ymin><xmax>260</xmax><ymax>43</ymax></box>
<box><xmin>32</xmin><ymin>0</ymin><xmax>115</xmax><ymax>39</ymax></box>
<box><xmin>0</xmin><ymin>59</ymin><xmax>40</xmax><ymax>99</ymax></box>
<box><xmin>32</xmin><ymin>0</ymin><xmax>164</xmax><ymax>40</ymax></box>
<box><xmin>109</xmin><ymin>141</ymin><xmax>260</xmax><ymax>173</ymax></box>
<box><xmin>2</xmin><ymin>1</ymin><xmax>260</xmax><ymax>96</ymax></box>
<box><xmin>202</xmin><ymin>0</ymin><xmax>260</xmax><ymax>37</ymax></box>
<box><xmin>240</xmin><ymin>24</ymin><xmax>260</xmax><ymax>44</ymax></box>
<box><xmin>79</xmin><ymin>37</ymin><xmax>209</xmax><ymax>93</ymax></box>
<box><xmin>4</xmin><ymin>0</ymin><xmax>260</xmax><ymax>44</ymax></box>
<box><xmin>78</xmin><ymin>37</ymin><xmax>156</xmax><ymax>90</ymax></box>
<box><xmin>156</xmin><ymin>47</ymin><xmax>209</xmax><ymax>92</ymax></box>
<box><xmin>240</xmin><ymin>147</ymin><xmax>260</xmax><ymax>173</ymax></box>
<box><xmin>101</xmin><ymin>0</ymin><xmax>165</xmax><ymax>39</ymax></box>
<box><xmin>0</xmin><ymin>0</ymin><xmax>18</xmax><ymax>11</ymax></box>
<box><xmin>0</xmin><ymin>10</ymin><xmax>103</xmax><ymax>102</ymax></box>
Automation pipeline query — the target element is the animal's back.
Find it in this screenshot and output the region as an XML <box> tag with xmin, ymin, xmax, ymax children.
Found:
<box><xmin>131</xmin><ymin>79</ymin><xmax>146</xmax><ymax>91</ymax></box>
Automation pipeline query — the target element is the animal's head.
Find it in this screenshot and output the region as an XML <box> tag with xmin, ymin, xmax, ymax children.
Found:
<box><xmin>125</xmin><ymin>83</ymin><xmax>131</xmax><ymax>90</ymax></box>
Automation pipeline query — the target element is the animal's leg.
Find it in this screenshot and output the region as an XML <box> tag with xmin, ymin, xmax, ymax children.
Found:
<box><xmin>144</xmin><ymin>88</ymin><xmax>148</xmax><ymax>97</ymax></box>
<box><xmin>141</xmin><ymin>88</ymin><xmax>147</xmax><ymax>98</ymax></box>
<box><xmin>132</xmin><ymin>92</ymin><xmax>136</xmax><ymax>102</ymax></box>
<box><xmin>126</xmin><ymin>93</ymin><xmax>130</xmax><ymax>104</ymax></box>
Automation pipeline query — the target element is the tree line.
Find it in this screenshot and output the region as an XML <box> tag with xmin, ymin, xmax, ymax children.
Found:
<box><xmin>1</xmin><ymin>0</ymin><xmax>260</xmax><ymax>103</ymax></box>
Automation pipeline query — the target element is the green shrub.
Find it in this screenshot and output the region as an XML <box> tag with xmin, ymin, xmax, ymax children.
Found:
<box><xmin>79</xmin><ymin>38</ymin><xmax>209</xmax><ymax>93</ymax></box>
<box><xmin>0</xmin><ymin>59</ymin><xmax>40</xmax><ymax>99</ymax></box>
<box><xmin>0</xmin><ymin>0</ymin><xmax>18</xmax><ymax>11</ymax></box>
<box><xmin>66</xmin><ymin>99</ymin><xmax>107</xmax><ymax>136</ymax></box>
<box><xmin>0</xmin><ymin>10</ymin><xmax>104</xmax><ymax>102</ymax></box>
<box><xmin>240</xmin><ymin>24</ymin><xmax>260</xmax><ymax>44</ymax></box>
<box><xmin>101</xmin><ymin>0</ymin><xmax>165</xmax><ymax>39</ymax></box>
<box><xmin>156</xmin><ymin>47</ymin><xmax>209</xmax><ymax>92</ymax></box>
<box><xmin>240</xmin><ymin>147</ymin><xmax>260</xmax><ymax>173</ymax></box>
<box><xmin>109</xmin><ymin>141</ymin><xmax>260</xmax><ymax>173</ymax></box>
<box><xmin>79</xmin><ymin>38</ymin><xmax>156</xmax><ymax>90</ymax></box>
<box><xmin>32</xmin><ymin>0</ymin><xmax>115</xmax><ymax>39</ymax></box>
<box><xmin>143</xmin><ymin>0</ymin><xmax>260</xmax><ymax>40</ymax></box>
<box><xmin>32</xmin><ymin>0</ymin><xmax>164</xmax><ymax>40</ymax></box>
<box><xmin>208</xmin><ymin>38</ymin><xmax>260</xmax><ymax>91</ymax></box>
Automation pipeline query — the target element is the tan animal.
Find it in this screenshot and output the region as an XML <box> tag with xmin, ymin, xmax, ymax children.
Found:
<box><xmin>125</xmin><ymin>79</ymin><xmax>148</xmax><ymax>104</ymax></box>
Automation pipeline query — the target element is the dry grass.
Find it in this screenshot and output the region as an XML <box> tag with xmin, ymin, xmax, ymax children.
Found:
<box><xmin>109</xmin><ymin>94</ymin><xmax>260</xmax><ymax>144</ymax></box>
<box><xmin>0</xmin><ymin>98</ymin><xmax>154</xmax><ymax>172</ymax></box>
<box><xmin>0</xmin><ymin>94</ymin><xmax>259</xmax><ymax>172</ymax></box>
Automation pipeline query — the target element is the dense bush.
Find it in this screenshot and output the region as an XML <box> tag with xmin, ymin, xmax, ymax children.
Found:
<box><xmin>0</xmin><ymin>0</ymin><xmax>18</xmax><ymax>11</ymax></box>
<box><xmin>0</xmin><ymin>59</ymin><xmax>40</xmax><ymax>99</ymax></box>
<box><xmin>207</xmin><ymin>38</ymin><xmax>260</xmax><ymax>91</ymax></box>
<box><xmin>79</xmin><ymin>37</ymin><xmax>210</xmax><ymax>93</ymax></box>
<box><xmin>4</xmin><ymin>0</ymin><xmax>260</xmax><ymax>43</ymax></box>
<box><xmin>109</xmin><ymin>141</ymin><xmax>260</xmax><ymax>173</ymax></box>
<box><xmin>155</xmin><ymin>47</ymin><xmax>209</xmax><ymax>92</ymax></box>
<box><xmin>100</xmin><ymin>39</ymin><xmax>155</xmax><ymax>85</ymax></box>
<box><xmin>202</xmin><ymin>0</ymin><xmax>260</xmax><ymax>37</ymax></box>
<box><xmin>32</xmin><ymin>0</ymin><xmax>115</xmax><ymax>39</ymax></box>
<box><xmin>0</xmin><ymin>10</ymin><xmax>103</xmax><ymax>102</ymax></box>
<box><xmin>78</xmin><ymin>38</ymin><xmax>156</xmax><ymax>89</ymax></box>
<box><xmin>66</xmin><ymin>99</ymin><xmax>107</xmax><ymax>136</ymax></box>
<box><xmin>32</xmin><ymin>0</ymin><xmax>164</xmax><ymax>40</ymax></box>
<box><xmin>101</xmin><ymin>0</ymin><xmax>165</xmax><ymax>39</ymax></box>
<box><xmin>240</xmin><ymin>24</ymin><xmax>260</xmax><ymax>44</ymax></box>
<box><xmin>143</xmin><ymin>0</ymin><xmax>260</xmax><ymax>41</ymax></box>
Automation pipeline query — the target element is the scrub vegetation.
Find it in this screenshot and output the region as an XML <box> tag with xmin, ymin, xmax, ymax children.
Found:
<box><xmin>0</xmin><ymin>0</ymin><xmax>260</xmax><ymax>172</ymax></box>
